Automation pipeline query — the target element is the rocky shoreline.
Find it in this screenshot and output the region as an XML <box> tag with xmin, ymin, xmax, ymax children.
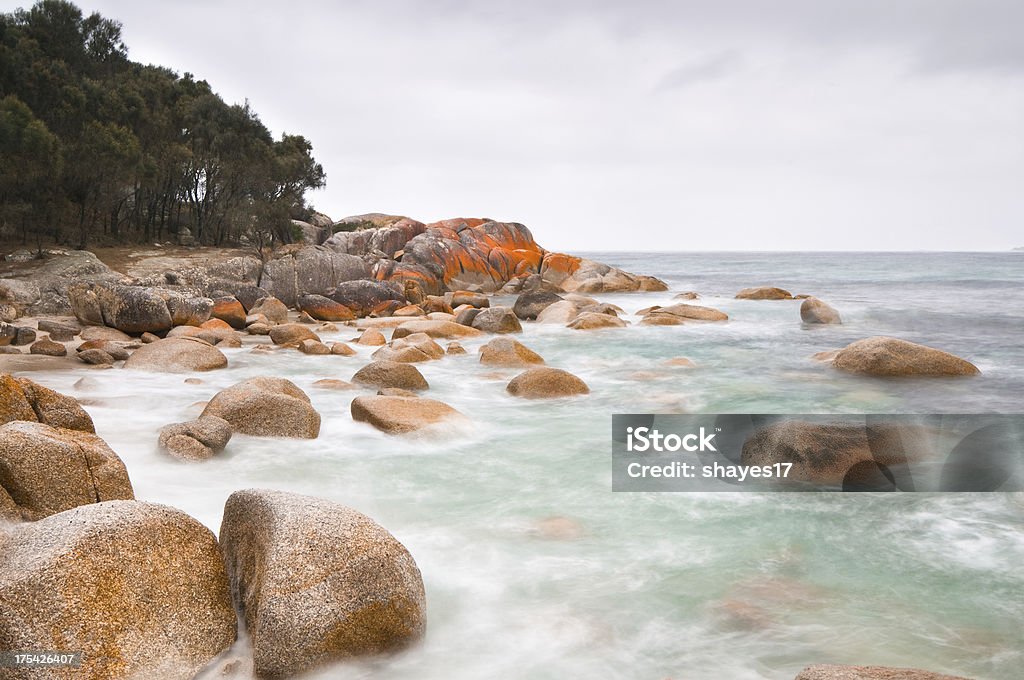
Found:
<box><xmin>0</xmin><ymin>216</ymin><xmax>985</xmax><ymax>679</ymax></box>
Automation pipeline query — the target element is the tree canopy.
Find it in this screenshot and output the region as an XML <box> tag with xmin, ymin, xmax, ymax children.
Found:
<box><xmin>0</xmin><ymin>0</ymin><xmax>326</xmax><ymax>248</ymax></box>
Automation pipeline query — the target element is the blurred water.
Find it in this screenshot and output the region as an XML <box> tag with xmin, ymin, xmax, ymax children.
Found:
<box><xmin>14</xmin><ymin>252</ymin><xmax>1024</xmax><ymax>679</ymax></box>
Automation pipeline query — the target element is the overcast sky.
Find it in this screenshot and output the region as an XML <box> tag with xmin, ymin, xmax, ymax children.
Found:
<box><xmin>31</xmin><ymin>1</ymin><xmax>1024</xmax><ymax>249</ymax></box>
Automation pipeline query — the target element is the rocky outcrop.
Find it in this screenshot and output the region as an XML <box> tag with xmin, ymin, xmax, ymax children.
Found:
<box><xmin>158</xmin><ymin>416</ymin><xmax>233</xmax><ymax>462</ymax></box>
<box><xmin>326</xmin><ymin>215</ymin><xmax>667</xmax><ymax>295</ymax></box>
<box><xmin>352</xmin><ymin>395</ymin><xmax>464</xmax><ymax>434</ymax></box>
<box><xmin>800</xmin><ymin>297</ymin><xmax>842</xmax><ymax>324</ymax></box>
<box><xmin>506</xmin><ymin>367</ymin><xmax>590</xmax><ymax>399</ymax></box>
<box><xmin>260</xmin><ymin>246</ymin><xmax>370</xmax><ymax>308</ymax></box>
<box><xmin>219</xmin><ymin>489</ymin><xmax>426</xmax><ymax>678</ymax></box>
<box><xmin>123</xmin><ymin>337</ymin><xmax>228</xmax><ymax>372</ymax></box>
<box><xmin>68</xmin><ymin>282</ymin><xmax>213</xmax><ymax>335</ymax></box>
<box><xmin>0</xmin><ymin>501</ymin><xmax>236</xmax><ymax>679</ymax></box>
<box><xmin>352</xmin><ymin>360</ymin><xmax>429</xmax><ymax>391</ymax></box>
<box><xmin>831</xmin><ymin>337</ymin><xmax>979</xmax><ymax>377</ymax></box>
<box><xmin>201</xmin><ymin>377</ymin><xmax>321</xmax><ymax>438</ymax></box>
<box><xmin>794</xmin><ymin>665</ymin><xmax>971</xmax><ymax>680</ymax></box>
<box><xmin>479</xmin><ymin>337</ymin><xmax>545</xmax><ymax>367</ymax></box>
<box><xmin>736</xmin><ymin>286</ymin><xmax>793</xmax><ymax>300</ymax></box>
<box><xmin>1</xmin><ymin>374</ymin><xmax>95</xmax><ymax>432</ymax></box>
<box><xmin>328</xmin><ymin>279</ymin><xmax>406</xmax><ymax>317</ymax></box>
<box><xmin>0</xmin><ymin>421</ymin><xmax>133</xmax><ymax>521</ymax></box>
<box><xmin>0</xmin><ymin>249</ymin><xmax>127</xmax><ymax>316</ymax></box>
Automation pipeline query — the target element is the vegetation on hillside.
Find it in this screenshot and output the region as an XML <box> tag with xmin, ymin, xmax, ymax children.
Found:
<box><xmin>0</xmin><ymin>0</ymin><xmax>326</xmax><ymax>249</ymax></box>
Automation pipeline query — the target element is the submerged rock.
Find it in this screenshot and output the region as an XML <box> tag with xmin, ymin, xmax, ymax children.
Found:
<box><xmin>800</xmin><ymin>297</ymin><xmax>842</xmax><ymax>324</ymax></box>
<box><xmin>0</xmin><ymin>421</ymin><xmax>133</xmax><ymax>521</ymax></box>
<box><xmin>831</xmin><ymin>336</ymin><xmax>979</xmax><ymax>377</ymax></box>
<box><xmin>351</xmin><ymin>395</ymin><xmax>464</xmax><ymax>434</ymax></box>
<box><xmin>741</xmin><ymin>420</ymin><xmax>931</xmax><ymax>486</ymax></box>
<box><xmin>794</xmin><ymin>665</ymin><xmax>971</xmax><ymax>680</ymax></box>
<box><xmin>219</xmin><ymin>489</ymin><xmax>426</xmax><ymax>678</ymax></box>
<box><xmin>201</xmin><ymin>377</ymin><xmax>321</xmax><ymax>438</ymax></box>
<box><xmin>123</xmin><ymin>337</ymin><xmax>228</xmax><ymax>373</ymax></box>
<box><xmin>506</xmin><ymin>367</ymin><xmax>590</xmax><ymax>399</ymax></box>
<box><xmin>0</xmin><ymin>501</ymin><xmax>236</xmax><ymax>679</ymax></box>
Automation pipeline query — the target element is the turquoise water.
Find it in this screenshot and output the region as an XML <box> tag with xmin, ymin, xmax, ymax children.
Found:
<box><xmin>16</xmin><ymin>252</ymin><xmax>1024</xmax><ymax>679</ymax></box>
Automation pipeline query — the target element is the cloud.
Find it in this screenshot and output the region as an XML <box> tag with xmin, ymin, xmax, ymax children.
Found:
<box><xmin>68</xmin><ymin>0</ymin><xmax>1024</xmax><ymax>250</ymax></box>
<box><xmin>655</xmin><ymin>52</ymin><xmax>742</xmax><ymax>91</ymax></box>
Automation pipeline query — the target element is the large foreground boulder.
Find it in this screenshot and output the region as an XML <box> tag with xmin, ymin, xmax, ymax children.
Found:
<box><xmin>0</xmin><ymin>421</ymin><xmax>133</xmax><ymax>521</ymax></box>
<box><xmin>219</xmin><ymin>489</ymin><xmax>427</xmax><ymax>678</ymax></box>
<box><xmin>794</xmin><ymin>665</ymin><xmax>971</xmax><ymax>680</ymax></box>
<box><xmin>351</xmin><ymin>395</ymin><xmax>464</xmax><ymax>434</ymax></box>
<box><xmin>124</xmin><ymin>337</ymin><xmax>228</xmax><ymax>372</ymax></box>
<box><xmin>1</xmin><ymin>374</ymin><xmax>95</xmax><ymax>432</ymax></box>
<box><xmin>831</xmin><ymin>337</ymin><xmax>979</xmax><ymax>377</ymax></box>
<box><xmin>0</xmin><ymin>501</ymin><xmax>236</xmax><ymax>679</ymax></box>
<box><xmin>201</xmin><ymin>377</ymin><xmax>321</xmax><ymax>438</ymax></box>
<box><xmin>506</xmin><ymin>367</ymin><xmax>590</xmax><ymax>399</ymax></box>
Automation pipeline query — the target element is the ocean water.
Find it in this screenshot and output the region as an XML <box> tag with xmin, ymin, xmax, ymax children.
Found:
<box><xmin>12</xmin><ymin>252</ymin><xmax>1024</xmax><ymax>679</ymax></box>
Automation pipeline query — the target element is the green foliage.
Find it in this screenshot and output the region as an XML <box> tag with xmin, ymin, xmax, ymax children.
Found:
<box><xmin>0</xmin><ymin>0</ymin><xmax>327</xmax><ymax>247</ymax></box>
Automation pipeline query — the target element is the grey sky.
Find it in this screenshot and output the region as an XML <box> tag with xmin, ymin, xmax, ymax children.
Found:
<box><xmin>37</xmin><ymin>1</ymin><xmax>1024</xmax><ymax>249</ymax></box>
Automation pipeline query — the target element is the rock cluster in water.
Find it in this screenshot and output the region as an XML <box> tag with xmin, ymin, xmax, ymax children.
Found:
<box><xmin>0</xmin><ymin>382</ymin><xmax>426</xmax><ymax>679</ymax></box>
